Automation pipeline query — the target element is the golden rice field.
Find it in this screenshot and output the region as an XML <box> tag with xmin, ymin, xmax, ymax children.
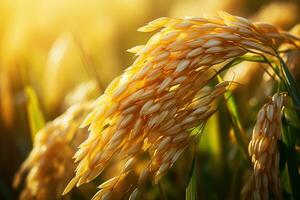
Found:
<box><xmin>0</xmin><ymin>0</ymin><xmax>300</xmax><ymax>200</ymax></box>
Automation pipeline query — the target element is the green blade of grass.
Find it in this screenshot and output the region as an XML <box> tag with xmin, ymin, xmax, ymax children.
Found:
<box><xmin>186</xmin><ymin>122</ymin><xmax>207</xmax><ymax>200</ymax></box>
<box><xmin>186</xmin><ymin>155</ymin><xmax>197</xmax><ymax>200</ymax></box>
<box><xmin>276</xmin><ymin>54</ymin><xmax>300</xmax><ymax>200</ymax></box>
<box><xmin>217</xmin><ymin>57</ymin><xmax>253</xmax><ymax>160</ymax></box>
<box><xmin>217</xmin><ymin>76</ymin><xmax>248</xmax><ymax>160</ymax></box>
<box><xmin>282</xmin><ymin>110</ymin><xmax>300</xmax><ymax>200</ymax></box>
<box><xmin>279</xmin><ymin>56</ymin><xmax>300</xmax><ymax>109</ymax></box>
<box><xmin>284</xmin><ymin>107</ymin><xmax>300</xmax><ymax>129</ymax></box>
<box><xmin>25</xmin><ymin>86</ymin><xmax>45</xmax><ymax>143</ymax></box>
<box><xmin>217</xmin><ymin>55</ymin><xmax>267</xmax><ymax>159</ymax></box>
<box><xmin>218</xmin><ymin>54</ymin><xmax>272</xmax><ymax>75</ymax></box>
<box><xmin>218</xmin><ymin>57</ymin><xmax>244</xmax><ymax>74</ymax></box>
<box><xmin>224</xmin><ymin>92</ymin><xmax>248</xmax><ymax>157</ymax></box>
<box><xmin>199</xmin><ymin>112</ymin><xmax>222</xmax><ymax>166</ymax></box>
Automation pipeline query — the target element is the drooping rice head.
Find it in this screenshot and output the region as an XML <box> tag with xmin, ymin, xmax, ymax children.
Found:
<box><xmin>242</xmin><ymin>93</ymin><xmax>288</xmax><ymax>200</ymax></box>
<box><xmin>14</xmin><ymin>102</ymin><xmax>93</xmax><ymax>200</ymax></box>
<box><xmin>65</xmin><ymin>11</ymin><xmax>299</xmax><ymax>200</ymax></box>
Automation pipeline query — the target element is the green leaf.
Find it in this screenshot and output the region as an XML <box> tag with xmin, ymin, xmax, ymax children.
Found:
<box><xmin>239</xmin><ymin>54</ymin><xmax>275</xmax><ymax>63</ymax></box>
<box><xmin>218</xmin><ymin>54</ymin><xmax>271</xmax><ymax>74</ymax></box>
<box><xmin>218</xmin><ymin>57</ymin><xmax>243</xmax><ymax>74</ymax></box>
<box><xmin>199</xmin><ymin>113</ymin><xmax>222</xmax><ymax>164</ymax></box>
<box><xmin>217</xmin><ymin>76</ymin><xmax>249</xmax><ymax>160</ymax></box>
<box><xmin>284</xmin><ymin>107</ymin><xmax>300</xmax><ymax>129</ymax></box>
<box><xmin>225</xmin><ymin>93</ymin><xmax>249</xmax><ymax>160</ymax></box>
<box><xmin>186</xmin><ymin>155</ymin><xmax>197</xmax><ymax>200</ymax></box>
<box><xmin>189</xmin><ymin>122</ymin><xmax>206</xmax><ymax>137</ymax></box>
<box><xmin>277</xmin><ymin>59</ymin><xmax>300</xmax><ymax>200</ymax></box>
<box><xmin>25</xmin><ymin>86</ymin><xmax>45</xmax><ymax>143</ymax></box>
<box><xmin>279</xmin><ymin>56</ymin><xmax>300</xmax><ymax>109</ymax></box>
<box><xmin>281</xmin><ymin>114</ymin><xmax>300</xmax><ymax>200</ymax></box>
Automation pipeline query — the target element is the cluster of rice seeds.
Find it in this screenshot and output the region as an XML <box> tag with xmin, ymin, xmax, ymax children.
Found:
<box><xmin>14</xmin><ymin>102</ymin><xmax>93</xmax><ymax>200</ymax></box>
<box><xmin>64</xmin><ymin>81</ymin><xmax>230</xmax><ymax>200</ymax></box>
<box><xmin>245</xmin><ymin>93</ymin><xmax>287</xmax><ymax>200</ymax></box>
<box><xmin>87</xmin><ymin>155</ymin><xmax>149</xmax><ymax>200</ymax></box>
<box><xmin>136</xmin><ymin>11</ymin><xmax>299</xmax><ymax>56</ymax></box>
<box><xmin>64</xmin><ymin>11</ymin><xmax>299</xmax><ymax>200</ymax></box>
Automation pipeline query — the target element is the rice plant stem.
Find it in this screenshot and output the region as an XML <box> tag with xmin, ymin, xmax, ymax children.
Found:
<box><xmin>281</xmin><ymin>117</ymin><xmax>300</xmax><ymax>200</ymax></box>
<box><xmin>277</xmin><ymin>53</ymin><xmax>300</xmax><ymax>199</ymax></box>
<box><xmin>241</xmin><ymin>53</ymin><xmax>288</xmax><ymax>89</ymax></box>
<box><xmin>217</xmin><ymin>76</ymin><xmax>249</xmax><ymax>161</ymax></box>
<box><xmin>260</xmin><ymin>55</ymin><xmax>287</xmax><ymax>86</ymax></box>
<box><xmin>278</xmin><ymin>55</ymin><xmax>300</xmax><ymax>109</ymax></box>
<box><xmin>185</xmin><ymin>152</ymin><xmax>197</xmax><ymax>200</ymax></box>
<box><xmin>225</xmin><ymin>93</ymin><xmax>249</xmax><ymax>160</ymax></box>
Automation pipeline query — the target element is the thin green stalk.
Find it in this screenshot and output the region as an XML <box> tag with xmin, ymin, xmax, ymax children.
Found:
<box><xmin>225</xmin><ymin>94</ymin><xmax>249</xmax><ymax>159</ymax></box>
<box><xmin>278</xmin><ymin>55</ymin><xmax>300</xmax><ymax>108</ymax></box>
<box><xmin>186</xmin><ymin>155</ymin><xmax>197</xmax><ymax>200</ymax></box>
<box><xmin>241</xmin><ymin>54</ymin><xmax>288</xmax><ymax>88</ymax></box>
<box><xmin>282</xmin><ymin>116</ymin><xmax>300</xmax><ymax>200</ymax></box>
<box><xmin>276</xmin><ymin>54</ymin><xmax>300</xmax><ymax>200</ymax></box>
<box><xmin>186</xmin><ymin>124</ymin><xmax>207</xmax><ymax>200</ymax></box>
<box><xmin>217</xmin><ymin>76</ymin><xmax>249</xmax><ymax>160</ymax></box>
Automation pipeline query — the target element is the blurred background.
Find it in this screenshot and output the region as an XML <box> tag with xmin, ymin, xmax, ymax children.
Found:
<box><xmin>0</xmin><ymin>0</ymin><xmax>299</xmax><ymax>199</ymax></box>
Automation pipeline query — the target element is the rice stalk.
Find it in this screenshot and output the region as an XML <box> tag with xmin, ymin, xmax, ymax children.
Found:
<box><xmin>224</xmin><ymin>4</ymin><xmax>299</xmax><ymax>88</ymax></box>
<box><xmin>218</xmin><ymin>75</ymin><xmax>248</xmax><ymax>158</ymax></box>
<box><xmin>242</xmin><ymin>93</ymin><xmax>288</xmax><ymax>200</ymax></box>
<box><xmin>63</xmin><ymin>11</ymin><xmax>299</xmax><ymax>200</ymax></box>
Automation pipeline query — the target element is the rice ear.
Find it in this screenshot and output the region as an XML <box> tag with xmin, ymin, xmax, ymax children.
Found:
<box><xmin>242</xmin><ymin>93</ymin><xmax>288</xmax><ymax>200</ymax></box>
<box><xmin>13</xmin><ymin>82</ymin><xmax>97</xmax><ymax>200</ymax></box>
<box><xmin>66</xmin><ymin>12</ymin><xmax>299</xmax><ymax>200</ymax></box>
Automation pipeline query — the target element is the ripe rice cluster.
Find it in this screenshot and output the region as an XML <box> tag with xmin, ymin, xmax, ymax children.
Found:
<box><xmin>14</xmin><ymin>102</ymin><xmax>92</xmax><ymax>200</ymax></box>
<box><xmin>242</xmin><ymin>93</ymin><xmax>287</xmax><ymax>200</ymax></box>
<box><xmin>64</xmin><ymin>12</ymin><xmax>299</xmax><ymax>200</ymax></box>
